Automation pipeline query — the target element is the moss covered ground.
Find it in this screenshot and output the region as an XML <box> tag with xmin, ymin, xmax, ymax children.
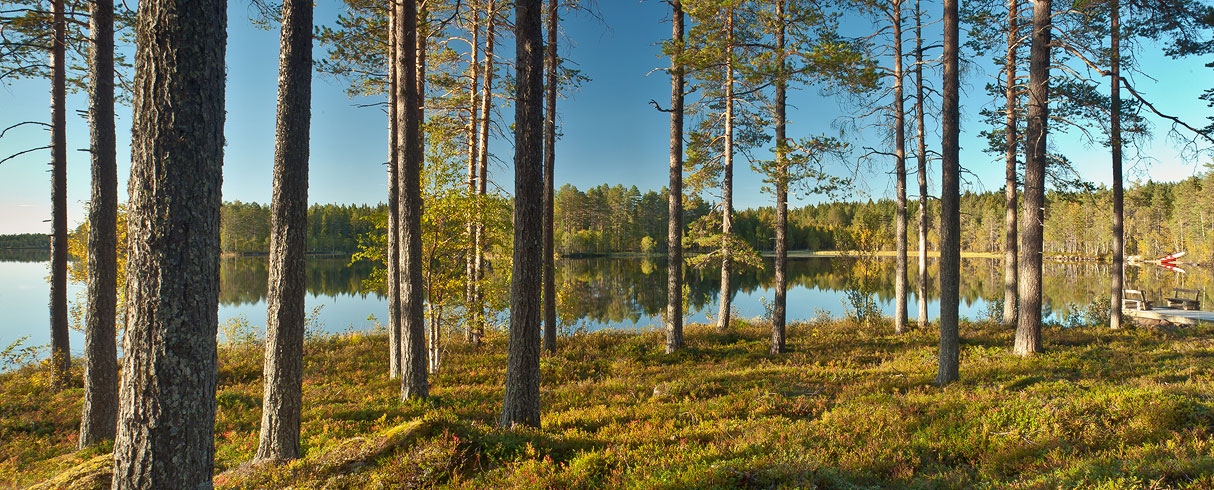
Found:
<box><xmin>4</xmin><ymin>318</ymin><xmax>1214</xmax><ymax>489</ymax></box>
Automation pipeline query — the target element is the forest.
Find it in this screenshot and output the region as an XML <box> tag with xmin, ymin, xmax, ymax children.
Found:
<box><xmin>143</xmin><ymin>170</ymin><xmax>1214</xmax><ymax>261</ymax></box>
<box><xmin>0</xmin><ymin>233</ymin><xmax>48</xmax><ymax>249</ymax></box>
<box><xmin>2</xmin><ymin>0</ymin><xmax>1214</xmax><ymax>488</ymax></box>
<box><xmin>551</xmin><ymin>173</ymin><xmax>1214</xmax><ymax>261</ymax></box>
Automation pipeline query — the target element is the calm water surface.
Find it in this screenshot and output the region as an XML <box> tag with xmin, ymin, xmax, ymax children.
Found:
<box><xmin>1</xmin><ymin>253</ymin><xmax>1209</xmax><ymax>356</ymax></box>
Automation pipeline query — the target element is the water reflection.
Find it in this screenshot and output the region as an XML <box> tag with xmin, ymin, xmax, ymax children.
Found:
<box><xmin>3</xmin><ymin>255</ymin><xmax>1209</xmax><ymax>353</ymax></box>
<box><xmin>214</xmin><ymin>256</ymin><xmax>1209</xmax><ymax>324</ymax></box>
<box><xmin>219</xmin><ymin>257</ymin><xmax>377</xmax><ymax>306</ymax></box>
<box><xmin>214</xmin><ymin>255</ymin><xmax>1209</xmax><ymax>329</ymax></box>
<box><xmin>0</xmin><ymin>250</ymin><xmax>50</xmax><ymax>263</ymax></box>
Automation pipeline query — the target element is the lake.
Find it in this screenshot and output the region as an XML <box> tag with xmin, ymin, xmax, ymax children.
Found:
<box><xmin>2</xmin><ymin>252</ymin><xmax>1209</xmax><ymax>357</ymax></box>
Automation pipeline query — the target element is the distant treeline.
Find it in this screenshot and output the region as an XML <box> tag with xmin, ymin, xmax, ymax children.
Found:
<box><xmin>58</xmin><ymin>170</ymin><xmax>1211</xmax><ymax>261</ymax></box>
<box><xmin>0</xmin><ymin>233</ymin><xmax>48</xmax><ymax>249</ymax></box>
<box><xmin>220</xmin><ymin>201</ymin><xmax>383</xmax><ymax>255</ymax></box>
<box><xmin>553</xmin><ymin>184</ymin><xmax>840</xmax><ymax>255</ymax></box>
<box><xmin>555</xmin><ymin>171</ymin><xmax>1214</xmax><ymax>263</ymax></box>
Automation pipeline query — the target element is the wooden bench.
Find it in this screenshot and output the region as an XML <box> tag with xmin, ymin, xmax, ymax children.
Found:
<box><xmin>1166</xmin><ymin>288</ymin><xmax>1202</xmax><ymax>311</ymax></box>
<box><xmin>1123</xmin><ymin>289</ymin><xmax>1153</xmax><ymax>311</ymax></box>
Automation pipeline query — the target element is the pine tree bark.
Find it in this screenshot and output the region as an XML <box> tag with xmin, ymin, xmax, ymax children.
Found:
<box><xmin>1109</xmin><ymin>0</ymin><xmax>1124</xmax><ymax>330</ymax></box>
<box><xmin>771</xmin><ymin>0</ymin><xmax>788</xmax><ymax>355</ymax></box>
<box><xmin>416</xmin><ymin>7</ymin><xmax>427</xmax><ymax>156</ymax></box>
<box><xmin>500</xmin><ymin>0</ymin><xmax>544</xmax><ymax>429</ymax></box>
<box><xmin>893</xmin><ymin>0</ymin><xmax>909</xmax><ymax>334</ymax></box>
<box><xmin>387</xmin><ymin>1</ymin><xmax>403</xmax><ymax>377</ymax></box>
<box><xmin>256</xmin><ymin>0</ymin><xmax>311</xmax><ymax>463</ymax></box>
<box><xmin>715</xmin><ymin>9</ymin><xmax>735</xmax><ymax>334</ymax></box>
<box><xmin>542</xmin><ymin>0</ymin><xmax>558</xmax><ymax>353</ymax></box>
<box><xmin>1015</xmin><ymin>0</ymin><xmax>1050</xmax><ymax>356</ymax></box>
<box><xmin>79</xmin><ymin>0</ymin><xmax>118</xmax><ymax>448</ymax></box>
<box><xmin>1003</xmin><ymin>0</ymin><xmax>1020</xmax><ymax>328</ymax></box>
<box><xmin>937</xmin><ymin>0</ymin><xmax>961</xmax><ymax>385</ymax></box>
<box><xmin>396</xmin><ymin>0</ymin><xmax>429</xmax><ymax>400</ymax></box>
<box><xmin>914</xmin><ymin>0</ymin><xmax>929</xmax><ymax>330</ymax></box>
<box><xmin>665</xmin><ymin>0</ymin><xmax>685</xmax><ymax>354</ymax></box>
<box><xmin>465</xmin><ymin>0</ymin><xmax>480</xmax><ymax>343</ymax></box>
<box><xmin>472</xmin><ymin>1</ymin><xmax>498</xmax><ymax>346</ymax></box>
<box><xmin>49</xmin><ymin>0</ymin><xmax>70</xmax><ymax>389</ymax></box>
<box><xmin>110</xmin><ymin>0</ymin><xmax>226</xmax><ymax>486</ymax></box>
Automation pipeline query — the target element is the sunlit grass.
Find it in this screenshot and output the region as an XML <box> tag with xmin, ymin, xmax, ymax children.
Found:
<box><xmin>4</xmin><ymin>317</ymin><xmax>1214</xmax><ymax>488</ymax></box>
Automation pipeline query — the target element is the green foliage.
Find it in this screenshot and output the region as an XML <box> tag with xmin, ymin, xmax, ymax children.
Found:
<box><xmin>350</xmin><ymin>114</ymin><xmax>515</xmax><ymax>336</ymax></box>
<box><xmin>0</xmin><ymin>337</ymin><xmax>43</xmax><ymax>371</ymax></box>
<box><xmin>553</xmin><ymin>183</ymin><xmax>698</xmax><ymax>255</ymax></box>
<box><xmin>219</xmin><ymin>315</ymin><xmax>263</xmax><ymax>346</ymax></box>
<box><xmin>1085</xmin><ymin>297</ymin><xmax>1113</xmax><ymax>327</ymax></box>
<box><xmin>842</xmin><ymin>287</ymin><xmax>881</xmax><ymax>326</ymax></box>
<box><xmin>684</xmin><ymin>210</ymin><xmax>765</xmax><ymax>274</ymax></box>
<box><xmin>220</xmin><ymin>201</ymin><xmax>385</xmax><ymax>255</ymax></box>
<box><xmin>0</xmin><ymin>0</ymin><xmax>136</xmax><ymax>97</ymax></box>
<box><xmin>638</xmin><ymin>236</ymin><xmax>655</xmax><ymax>254</ymax></box>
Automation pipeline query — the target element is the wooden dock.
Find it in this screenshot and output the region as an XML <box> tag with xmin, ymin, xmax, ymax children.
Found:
<box><xmin>1123</xmin><ymin>307</ymin><xmax>1214</xmax><ymax>326</ymax></box>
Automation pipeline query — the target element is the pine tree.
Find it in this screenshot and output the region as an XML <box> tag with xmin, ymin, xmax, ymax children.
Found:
<box><xmin>501</xmin><ymin>0</ymin><xmax>545</xmax><ymax>428</ymax></box>
<box><xmin>110</xmin><ymin>0</ymin><xmax>226</xmax><ymax>485</ymax></box>
<box><xmin>256</xmin><ymin>0</ymin><xmax>312</xmax><ymax>462</ymax></box>
<box><xmin>396</xmin><ymin>0</ymin><xmax>429</xmax><ymax>400</ymax></box>
<box><xmin>78</xmin><ymin>0</ymin><xmax>118</xmax><ymax>448</ymax></box>
<box><xmin>542</xmin><ymin>0</ymin><xmax>559</xmax><ymax>353</ymax></box>
<box><xmin>1015</xmin><ymin>0</ymin><xmax>1051</xmax><ymax>356</ymax></box>
<box><xmin>937</xmin><ymin>0</ymin><xmax>961</xmax><ymax>384</ymax></box>
<box><xmin>664</xmin><ymin>0</ymin><xmax>686</xmax><ymax>354</ymax></box>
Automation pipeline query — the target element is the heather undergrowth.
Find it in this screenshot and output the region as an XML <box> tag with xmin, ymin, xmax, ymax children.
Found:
<box><xmin>4</xmin><ymin>318</ymin><xmax>1214</xmax><ymax>489</ymax></box>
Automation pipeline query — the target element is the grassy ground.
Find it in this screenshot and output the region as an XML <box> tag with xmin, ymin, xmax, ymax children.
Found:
<box><xmin>4</xmin><ymin>317</ymin><xmax>1214</xmax><ymax>489</ymax></box>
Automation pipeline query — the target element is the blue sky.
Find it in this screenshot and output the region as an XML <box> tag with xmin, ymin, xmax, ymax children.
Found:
<box><xmin>0</xmin><ymin>0</ymin><xmax>1211</xmax><ymax>234</ymax></box>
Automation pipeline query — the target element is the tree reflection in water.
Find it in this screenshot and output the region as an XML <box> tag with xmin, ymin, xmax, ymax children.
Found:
<box><xmin>215</xmin><ymin>256</ymin><xmax>1211</xmax><ymax>328</ymax></box>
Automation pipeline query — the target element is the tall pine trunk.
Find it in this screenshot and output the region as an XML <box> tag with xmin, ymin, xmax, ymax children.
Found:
<box><xmin>49</xmin><ymin>0</ymin><xmax>70</xmax><ymax>389</ymax></box>
<box><xmin>893</xmin><ymin>0</ymin><xmax>909</xmax><ymax>334</ymax></box>
<box><xmin>256</xmin><ymin>0</ymin><xmax>312</xmax><ymax>462</ymax></box>
<box><xmin>1109</xmin><ymin>0</ymin><xmax>1124</xmax><ymax>330</ymax></box>
<box><xmin>473</xmin><ymin>2</ymin><xmax>498</xmax><ymax>345</ymax></box>
<box><xmin>542</xmin><ymin>0</ymin><xmax>558</xmax><ymax>353</ymax></box>
<box><xmin>500</xmin><ymin>0</ymin><xmax>544</xmax><ymax>429</ymax></box>
<box><xmin>665</xmin><ymin>0</ymin><xmax>685</xmax><ymax>354</ymax></box>
<box><xmin>396</xmin><ymin>0</ymin><xmax>429</xmax><ymax>400</ymax></box>
<box><xmin>1003</xmin><ymin>0</ymin><xmax>1020</xmax><ymax>328</ymax></box>
<box><xmin>416</xmin><ymin>7</ymin><xmax>427</xmax><ymax>159</ymax></box>
<box><xmin>110</xmin><ymin>0</ymin><xmax>226</xmax><ymax>485</ymax></box>
<box><xmin>387</xmin><ymin>2</ymin><xmax>403</xmax><ymax>378</ymax></box>
<box><xmin>716</xmin><ymin>9</ymin><xmax>735</xmax><ymax>333</ymax></box>
<box><xmin>1015</xmin><ymin>0</ymin><xmax>1050</xmax><ymax>356</ymax></box>
<box><xmin>937</xmin><ymin>0</ymin><xmax>961</xmax><ymax>385</ymax></box>
<box><xmin>771</xmin><ymin>0</ymin><xmax>788</xmax><ymax>355</ymax></box>
<box><xmin>914</xmin><ymin>0</ymin><xmax>929</xmax><ymax>329</ymax></box>
<box><xmin>79</xmin><ymin>0</ymin><xmax>118</xmax><ymax>447</ymax></box>
<box><xmin>465</xmin><ymin>0</ymin><xmax>480</xmax><ymax>343</ymax></box>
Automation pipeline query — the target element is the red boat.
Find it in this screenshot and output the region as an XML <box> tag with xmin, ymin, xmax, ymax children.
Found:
<box><xmin>1156</xmin><ymin>251</ymin><xmax>1186</xmax><ymax>264</ymax></box>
